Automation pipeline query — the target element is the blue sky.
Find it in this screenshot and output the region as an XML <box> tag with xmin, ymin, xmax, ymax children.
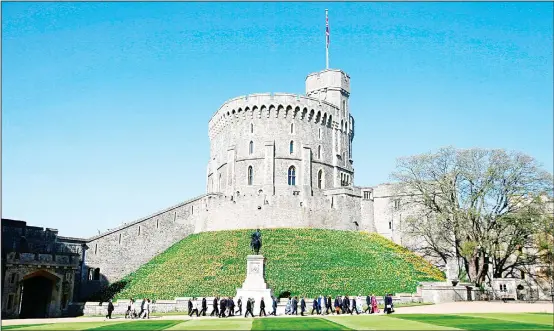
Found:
<box><xmin>2</xmin><ymin>2</ymin><xmax>553</xmax><ymax>238</ymax></box>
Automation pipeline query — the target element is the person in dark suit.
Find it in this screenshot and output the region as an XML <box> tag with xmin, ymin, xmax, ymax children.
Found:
<box><xmin>343</xmin><ymin>296</ymin><xmax>351</xmax><ymax>314</ymax></box>
<box><xmin>245</xmin><ymin>298</ymin><xmax>254</xmax><ymax>318</ymax></box>
<box><xmin>337</xmin><ymin>296</ymin><xmax>343</xmax><ymax>314</ymax></box>
<box><xmin>300</xmin><ymin>297</ymin><xmax>306</xmax><ymax>316</ymax></box>
<box><xmin>324</xmin><ymin>296</ymin><xmax>332</xmax><ymax>315</ymax></box>
<box><xmin>219</xmin><ymin>297</ymin><xmax>227</xmax><ymax>318</ymax></box>
<box><xmin>311</xmin><ymin>298</ymin><xmax>318</xmax><ymax>315</ymax></box>
<box><xmin>106</xmin><ymin>299</ymin><xmax>114</xmax><ymax>319</ymax></box>
<box><xmin>259</xmin><ymin>297</ymin><xmax>267</xmax><ymax>317</ymax></box>
<box><xmin>365</xmin><ymin>295</ymin><xmax>371</xmax><ymax>313</ymax></box>
<box><xmin>385</xmin><ymin>294</ymin><xmax>394</xmax><ymax>314</ymax></box>
<box><xmin>334</xmin><ymin>296</ymin><xmax>341</xmax><ymax>315</ymax></box>
<box><xmin>188</xmin><ymin>298</ymin><xmax>193</xmax><ymax>316</ymax></box>
<box><xmin>351</xmin><ymin>296</ymin><xmax>359</xmax><ymax>315</ymax></box>
<box><xmin>228</xmin><ymin>297</ymin><xmax>235</xmax><ymax>317</ymax></box>
<box><xmin>236</xmin><ymin>297</ymin><xmax>243</xmax><ymax>316</ymax></box>
<box><xmin>211</xmin><ymin>297</ymin><xmax>219</xmax><ymax>316</ymax></box>
<box><xmin>271</xmin><ymin>296</ymin><xmax>277</xmax><ymax>316</ymax></box>
<box><xmin>292</xmin><ymin>296</ymin><xmax>298</xmax><ymax>315</ymax></box>
<box><xmin>199</xmin><ymin>297</ymin><xmax>207</xmax><ymax>316</ymax></box>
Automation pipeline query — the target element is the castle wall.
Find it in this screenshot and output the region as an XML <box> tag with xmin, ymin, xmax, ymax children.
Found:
<box><xmin>83</xmin><ymin>194</ymin><xmax>219</xmax><ymax>289</ymax></box>
<box><xmin>372</xmin><ymin>183</ymin><xmax>427</xmax><ymax>250</ymax></box>
<box><xmin>194</xmin><ymin>193</ymin><xmax>362</xmax><ymax>233</ymax></box>
<box><xmin>83</xmin><ymin>190</ymin><xmax>369</xmax><ymax>287</ymax></box>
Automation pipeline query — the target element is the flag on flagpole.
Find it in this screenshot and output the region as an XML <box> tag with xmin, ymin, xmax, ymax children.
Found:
<box><xmin>326</xmin><ymin>10</ymin><xmax>330</xmax><ymax>49</ymax></box>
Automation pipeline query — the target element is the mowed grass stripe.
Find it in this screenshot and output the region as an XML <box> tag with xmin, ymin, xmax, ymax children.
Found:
<box><xmin>392</xmin><ymin>314</ymin><xmax>552</xmax><ymax>330</ymax></box>
<box><xmin>88</xmin><ymin>320</ymin><xmax>182</xmax><ymax>330</ymax></box>
<box><xmin>3</xmin><ymin>322</ymin><xmax>127</xmax><ymax>330</ymax></box>
<box><xmin>165</xmin><ymin>319</ymin><xmax>252</xmax><ymax>330</ymax></box>
<box><xmin>325</xmin><ymin>315</ymin><xmax>460</xmax><ymax>330</ymax></box>
<box><xmin>1</xmin><ymin>325</ymin><xmax>51</xmax><ymax>330</ymax></box>
<box><xmin>252</xmin><ymin>317</ymin><xmax>351</xmax><ymax>330</ymax></box>
<box><xmin>458</xmin><ymin>313</ymin><xmax>554</xmax><ymax>326</ymax></box>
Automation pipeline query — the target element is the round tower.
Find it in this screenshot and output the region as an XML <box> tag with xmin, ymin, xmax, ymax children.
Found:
<box><xmin>206</xmin><ymin>69</ymin><xmax>354</xmax><ymax>199</ymax></box>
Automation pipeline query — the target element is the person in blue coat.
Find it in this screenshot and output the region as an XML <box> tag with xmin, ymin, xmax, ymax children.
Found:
<box><xmin>311</xmin><ymin>297</ymin><xmax>319</xmax><ymax>315</ymax></box>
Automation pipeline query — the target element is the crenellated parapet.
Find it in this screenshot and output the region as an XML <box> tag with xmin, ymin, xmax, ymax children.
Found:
<box><xmin>208</xmin><ymin>93</ymin><xmax>343</xmax><ymax>140</ymax></box>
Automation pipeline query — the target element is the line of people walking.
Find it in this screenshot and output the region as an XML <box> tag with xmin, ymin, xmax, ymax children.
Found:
<box><xmin>285</xmin><ymin>294</ymin><xmax>395</xmax><ymax>315</ymax></box>
<box><xmin>187</xmin><ymin>296</ymin><xmax>279</xmax><ymax>318</ymax></box>
<box><xmin>184</xmin><ymin>293</ymin><xmax>394</xmax><ymax>318</ymax></box>
<box><xmin>124</xmin><ymin>298</ymin><xmax>152</xmax><ymax>319</ymax></box>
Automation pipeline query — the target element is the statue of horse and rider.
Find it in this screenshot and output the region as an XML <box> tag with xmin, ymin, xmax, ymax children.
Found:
<box><xmin>250</xmin><ymin>229</ymin><xmax>262</xmax><ymax>255</ymax></box>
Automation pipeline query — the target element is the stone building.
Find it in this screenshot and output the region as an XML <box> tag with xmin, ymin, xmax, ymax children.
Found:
<box><xmin>82</xmin><ymin>68</ymin><xmax>419</xmax><ymax>287</ymax></box>
<box><xmin>6</xmin><ymin>67</ymin><xmax>550</xmax><ymax>309</ymax></box>
<box><xmin>1</xmin><ymin>219</ymin><xmax>87</xmax><ymax>318</ymax></box>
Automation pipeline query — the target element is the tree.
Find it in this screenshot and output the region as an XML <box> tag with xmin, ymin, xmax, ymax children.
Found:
<box><xmin>391</xmin><ymin>146</ymin><xmax>553</xmax><ymax>287</ymax></box>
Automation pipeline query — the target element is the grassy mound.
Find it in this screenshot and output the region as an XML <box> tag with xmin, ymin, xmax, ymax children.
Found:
<box><xmin>104</xmin><ymin>229</ymin><xmax>444</xmax><ymax>300</ymax></box>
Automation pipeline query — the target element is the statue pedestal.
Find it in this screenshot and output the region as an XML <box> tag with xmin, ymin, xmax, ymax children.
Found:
<box><xmin>235</xmin><ymin>255</ymin><xmax>273</xmax><ymax>315</ymax></box>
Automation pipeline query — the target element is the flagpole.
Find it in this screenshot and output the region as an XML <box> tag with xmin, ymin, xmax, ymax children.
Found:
<box><xmin>325</xmin><ymin>9</ymin><xmax>329</xmax><ymax>69</ymax></box>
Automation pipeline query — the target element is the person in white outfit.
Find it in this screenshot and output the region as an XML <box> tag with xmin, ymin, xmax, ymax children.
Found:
<box><xmin>131</xmin><ymin>299</ymin><xmax>137</xmax><ymax>318</ymax></box>
<box><xmin>141</xmin><ymin>299</ymin><xmax>150</xmax><ymax>319</ymax></box>
<box><xmin>356</xmin><ymin>295</ymin><xmax>363</xmax><ymax>314</ymax></box>
<box><xmin>190</xmin><ymin>297</ymin><xmax>199</xmax><ymax>317</ymax></box>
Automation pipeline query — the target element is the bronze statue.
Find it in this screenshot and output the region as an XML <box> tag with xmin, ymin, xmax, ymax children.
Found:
<box><xmin>250</xmin><ymin>229</ymin><xmax>262</xmax><ymax>255</ymax></box>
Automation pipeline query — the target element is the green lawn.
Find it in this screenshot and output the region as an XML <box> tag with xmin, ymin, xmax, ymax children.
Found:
<box><xmin>326</xmin><ymin>315</ymin><xmax>460</xmax><ymax>330</ymax></box>
<box><xmin>2</xmin><ymin>322</ymin><xmax>126</xmax><ymax>330</ymax></box>
<box><xmin>88</xmin><ymin>320</ymin><xmax>182</xmax><ymax>330</ymax></box>
<box><xmin>458</xmin><ymin>313</ymin><xmax>554</xmax><ymax>326</ymax></box>
<box><xmin>393</xmin><ymin>314</ymin><xmax>553</xmax><ymax>330</ymax></box>
<box><xmin>165</xmin><ymin>319</ymin><xmax>252</xmax><ymax>330</ymax></box>
<box><xmin>89</xmin><ymin>229</ymin><xmax>444</xmax><ymax>301</ymax></box>
<box><xmin>1</xmin><ymin>325</ymin><xmax>50</xmax><ymax>330</ymax></box>
<box><xmin>2</xmin><ymin>313</ymin><xmax>552</xmax><ymax>330</ymax></box>
<box><xmin>252</xmin><ymin>317</ymin><xmax>350</xmax><ymax>330</ymax></box>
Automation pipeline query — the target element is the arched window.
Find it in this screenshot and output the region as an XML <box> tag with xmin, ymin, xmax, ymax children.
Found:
<box><xmin>290</xmin><ymin>123</ymin><xmax>294</xmax><ymax>134</ymax></box>
<box><xmin>342</xmin><ymin>100</ymin><xmax>346</xmax><ymax>117</ymax></box>
<box><xmin>318</xmin><ymin>145</ymin><xmax>321</xmax><ymax>159</ymax></box>
<box><xmin>289</xmin><ymin>141</ymin><xmax>294</xmax><ymax>154</ymax></box>
<box><xmin>219</xmin><ymin>173</ymin><xmax>222</xmax><ymax>190</ymax></box>
<box><xmin>250</xmin><ymin>123</ymin><xmax>254</xmax><ymax>133</ymax></box>
<box><xmin>318</xmin><ymin>128</ymin><xmax>322</xmax><ymax>139</ymax></box>
<box><xmin>249</xmin><ymin>141</ymin><xmax>254</xmax><ymax>155</ymax></box>
<box><xmin>318</xmin><ymin>169</ymin><xmax>324</xmax><ymax>189</ymax></box>
<box><xmin>288</xmin><ymin>166</ymin><xmax>296</xmax><ymax>185</ymax></box>
<box><xmin>248</xmin><ymin>166</ymin><xmax>253</xmax><ymax>185</ymax></box>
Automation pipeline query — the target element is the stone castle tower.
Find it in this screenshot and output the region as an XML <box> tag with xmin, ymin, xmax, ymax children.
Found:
<box><xmin>206</xmin><ymin>68</ymin><xmax>354</xmax><ymax>199</ymax></box>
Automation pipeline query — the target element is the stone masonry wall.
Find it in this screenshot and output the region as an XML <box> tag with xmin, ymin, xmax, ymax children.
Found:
<box><xmin>83</xmin><ymin>190</ymin><xmax>371</xmax><ymax>287</ymax></box>
<box><xmin>83</xmin><ymin>194</ymin><xmax>221</xmax><ymax>287</ymax></box>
